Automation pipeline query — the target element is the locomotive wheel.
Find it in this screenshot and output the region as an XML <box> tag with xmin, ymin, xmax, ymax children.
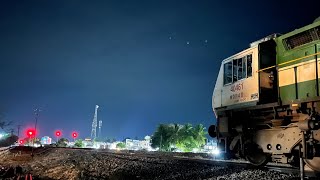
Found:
<box><xmin>305</xmin><ymin>157</ymin><xmax>320</xmax><ymax>172</ymax></box>
<box><xmin>244</xmin><ymin>142</ymin><xmax>269</xmax><ymax>166</ymax></box>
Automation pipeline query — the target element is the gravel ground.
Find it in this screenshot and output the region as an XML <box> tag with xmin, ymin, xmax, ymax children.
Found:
<box><xmin>0</xmin><ymin>147</ymin><xmax>304</xmax><ymax>180</ymax></box>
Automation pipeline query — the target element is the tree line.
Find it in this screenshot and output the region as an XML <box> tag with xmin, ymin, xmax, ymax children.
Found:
<box><xmin>151</xmin><ymin>123</ymin><xmax>207</xmax><ymax>152</ymax></box>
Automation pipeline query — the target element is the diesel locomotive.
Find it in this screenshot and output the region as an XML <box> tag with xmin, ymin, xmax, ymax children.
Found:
<box><xmin>209</xmin><ymin>17</ymin><xmax>320</xmax><ymax>172</ymax></box>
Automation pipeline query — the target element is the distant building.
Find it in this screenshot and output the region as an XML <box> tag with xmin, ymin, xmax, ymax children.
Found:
<box><xmin>125</xmin><ymin>136</ymin><xmax>151</xmax><ymax>150</ymax></box>
<box><xmin>109</xmin><ymin>141</ymin><xmax>119</xmax><ymax>150</ymax></box>
<box><xmin>83</xmin><ymin>139</ymin><xmax>94</xmax><ymax>148</ymax></box>
<box><xmin>68</xmin><ymin>142</ymin><xmax>75</xmax><ymax>147</ymax></box>
<box><xmin>140</xmin><ymin>136</ymin><xmax>151</xmax><ymax>149</ymax></box>
<box><xmin>41</xmin><ymin>136</ymin><xmax>52</xmax><ymax>145</ymax></box>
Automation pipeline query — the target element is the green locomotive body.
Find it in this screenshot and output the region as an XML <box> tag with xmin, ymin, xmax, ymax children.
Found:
<box><xmin>276</xmin><ymin>21</ymin><xmax>320</xmax><ymax>104</ymax></box>
<box><xmin>210</xmin><ymin>18</ymin><xmax>320</xmax><ymax>172</ymax></box>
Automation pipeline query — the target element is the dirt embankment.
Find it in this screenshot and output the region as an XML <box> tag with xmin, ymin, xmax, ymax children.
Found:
<box><xmin>0</xmin><ymin>147</ymin><xmax>301</xmax><ymax>180</ymax></box>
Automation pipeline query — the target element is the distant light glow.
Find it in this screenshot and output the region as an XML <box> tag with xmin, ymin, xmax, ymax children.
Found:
<box><xmin>192</xmin><ymin>148</ymin><xmax>200</xmax><ymax>153</ymax></box>
<box><xmin>33</xmin><ymin>144</ymin><xmax>41</xmax><ymax>147</ymax></box>
<box><xmin>147</xmin><ymin>147</ymin><xmax>157</xmax><ymax>152</ymax></box>
<box><xmin>55</xmin><ymin>131</ymin><xmax>61</xmax><ymax>137</ymax></box>
<box><xmin>173</xmin><ymin>149</ymin><xmax>182</xmax><ymax>152</ymax></box>
<box><xmin>109</xmin><ymin>143</ymin><xmax>117</xmax><ymax>150</ymax></box>
<box><xmin>72</xmin><ymin>132</ymin><xmax>78</xmax><ymax>138</ymax></box>
<box><xmin>26</xmin><ymin>129</ymin><xmax>36</xmax><ymax>137</ymax></box>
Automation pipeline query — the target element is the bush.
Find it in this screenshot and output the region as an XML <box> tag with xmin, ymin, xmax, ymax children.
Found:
<box><xmin>74</xmin><ymin>139</ymin><xmax>84</xmax><ymax>148</ymax></box>
<box><xmin>116</xmin><ymin>142</ymin><xmax>126</xmax><ymax>149</ymax></box>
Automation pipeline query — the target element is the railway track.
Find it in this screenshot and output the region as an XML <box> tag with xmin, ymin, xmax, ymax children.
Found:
<box><xmin>110</xmin><ymin>149</ymin><xmax>320</xmax><ymax>179</ymax></box>
<box><xmin>54</xmin><ymin>147</ymin><xmax>308</xmax><ymax>178</ymax></box>
<box><xmin>111</xmin><ymin>151</ymin><xmax>318</xmax><ymax>179</ymax></box>
<box><xmin>95</xmin><ymin>149</ymin><xmax>317</xmax><ymax>179</ymax></box>
<box><xmin>110</xmin><ymin>151</ymin><xmax>304</xmax><ymax>177</ymax></box>
<box><xmin>6</xmin><ymin>146</ymin><xmax>319</xmax><ymax>179</ymax></box>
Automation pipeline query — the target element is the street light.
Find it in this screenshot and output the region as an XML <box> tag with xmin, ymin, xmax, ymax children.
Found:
<box><xmin>26</xmin><ymin>129</ymin><xmax>35</xmax><ymax>146</ymax></box>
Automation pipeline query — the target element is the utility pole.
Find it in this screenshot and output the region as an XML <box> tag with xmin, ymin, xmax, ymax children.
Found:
<box><xmin>17</xmin><ymin>125</ymin><xmax>21</xmax><ymax>137</ymax></box>
<box><xmin>31</xmin><ymin>108</ymin><xmax>41</xmax><ymax>157</ymax></box>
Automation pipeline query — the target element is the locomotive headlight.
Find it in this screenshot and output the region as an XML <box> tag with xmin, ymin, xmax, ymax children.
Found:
<box><xmin>211</xmin><ymin>148</ymin><xmax>220</xmax><ymax>155</ymax></box>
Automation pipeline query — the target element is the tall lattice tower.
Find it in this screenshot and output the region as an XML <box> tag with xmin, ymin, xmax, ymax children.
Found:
<box><xmin>91</xmin><ymin>105</ymin><xmax>99</xmax><ymax>140</ymax></box>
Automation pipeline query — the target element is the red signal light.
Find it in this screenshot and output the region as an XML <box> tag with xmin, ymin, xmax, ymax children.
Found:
<box><xmin>72</xmin><ymin>132</ymin><xmax>78</xmax><ymax>138</ymax></box>
<box><xmin>55</xmin><ymin>131</ymin><xmax>61</xmax><ymax>137</ymax></box>
<box><xmin>19</xmin><ymin>140</ymin><xmax>24</xmax><ymax>144</ymax></box>
<box><xmin>26</xmin><ymin>129</ymin><xmax>36</xmax><ymax>137</ymax></box>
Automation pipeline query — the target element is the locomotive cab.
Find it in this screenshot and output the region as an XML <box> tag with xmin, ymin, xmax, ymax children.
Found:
<box><xmin>212</xmin><ymin>34</ymin><xmax>278</xmax><ymax>112</ymax></box>
<box><xmin>211</xmin><ymin>36</ymin><xmax>278</xmax><ymax>163</ymax></box>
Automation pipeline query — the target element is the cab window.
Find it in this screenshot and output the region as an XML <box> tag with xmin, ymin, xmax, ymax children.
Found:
<box><xmin>242</xmin><ymin>56</ymin><xmax>247</xmax><ymax>78</ymax></box>
<box><xmin>237</xmin><ymin>58</ymin><xmax>243</xmax><ymax>80</ymax></box>
<box><xmin>223</xmin><ymin>53</ymin><xmax>252</xmax><ymax>85</ymax></box>
<box><xmin>247</xmin><ymin>54</ymin><xmax>252</xmax><ymax>77</ymax></box>
<box><xmin>233</xmin><ymin>59</ymin><xmax>237</xmax><ymax>82</ymax></box>
<box><xmin>223</xmin><ymin>61</ymin><xmax>232</xmax><ymax>85</ymax></box>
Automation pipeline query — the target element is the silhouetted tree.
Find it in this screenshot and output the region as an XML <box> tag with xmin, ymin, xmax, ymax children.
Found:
<box><xmin>0</xmin><ymin>135</ymin><xmax>18</xmax><ymax>147</ymax></box>
<box><xmin>0</xmin><ymin>110</ymin><xmax>11</xmax><ymax>130</ymax></box>
<box><xmin>151</xmin><ymin>123</ymin><xmax>207</xmax><ymax>152</ymax></box>
<box><xmin>57</xmin><ymin>138</ymin><xmax>69</xmax><ymax>147</ymax></box>
<box><xmin>170</xmin><ymin>123</ymin><xmax>182</xmax><ymax>146</ymax></box>
<box><xmin>151</xmin><ymin>124</ymin><xmax>173</xmax><ymax>151</ymax></box>
<box><xmin>176</xmin><ymin>123</ymin><xmax>197</xmax><ymax>152</ymax></box>
<box><xmin>192</xmin><ymin>124</ymin><xmax>207</xmax><ymax>149</ymax></box>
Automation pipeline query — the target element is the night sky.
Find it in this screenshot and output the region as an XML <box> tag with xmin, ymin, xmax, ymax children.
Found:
<box><xmin>0</xmin><ymin>0</ymin><xmax>319</xmax><ymax>140</ymax></box>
